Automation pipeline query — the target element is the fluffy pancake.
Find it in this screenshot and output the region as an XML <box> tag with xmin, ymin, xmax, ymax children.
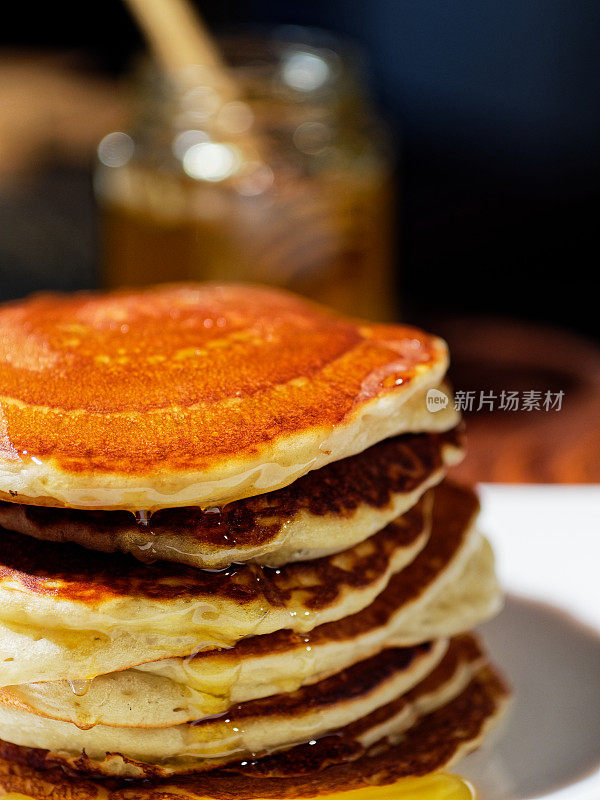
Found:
<box><xmin>0</xmin><ymin>484</ymin><xmax>499</xmax><ymax>726</ymax></box>
<box><xmin>0</xmin><ymin>496</ymin><xmax>431</xmax><ymax>686</ymax></box>
<box><xmin>4</xmin><ymin>540</ymin><xmax>496</xmax><ymax>726</ymax></box>
<box><xmin>0</xmin><ymin>640</ymin><xmax>447</xmax><ymax>753</ymax></box>
<box><xmin>227</xmin><ymin>634</ymin><xmax>489</xmax><ymax>778</ymax></box>
<box><xmin>0</xmin><ymin>637</ymin><xmax>490</xmax><ymax>778</ymax></box>
<box><xmin>0</xmin><ymin>641</ymin><xmax>448</xmax><ymax>730</ymax></box>
<box><xmin>0</xmin><ymin>429</ymin><xmax>464</xmax><ymax>569</ymax></box>
<box><xmin>134</xmin><ymin>483</ymin><xmax>495</xmax><ymax>712</ymax></box>
<box><xmin>0</xmin><ymin>283</ymin><xmax>458</xmax><ymax>510</ymax></box>
<box><xmin>0</xmin><ymin>661</ymin><xmax>509</xmax><ymax>797</ymax></box>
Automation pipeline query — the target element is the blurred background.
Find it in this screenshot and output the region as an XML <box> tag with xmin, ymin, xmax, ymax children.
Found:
<box><xmin>1</xmin><ymin>0</ymin><xmax>599</xmax><ymax>483</ymax></box>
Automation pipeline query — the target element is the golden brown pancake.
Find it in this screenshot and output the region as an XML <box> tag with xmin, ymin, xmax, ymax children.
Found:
<box><xmin>134</xmin><ymin>482</ymin><xmax>484</xmax><ymax>702</ymax></box>
<box><xmin>0</xmin><ymin>284</ymin><xmax>507</xmax><ymax>797</ymax></box>
<box><xmin>0</xmin><ymin>639</ymin><xmax>448</xmax><ymax>729</ymax></box>
<box><xmin>0</xmin><ymin>496</ymin><xmax>431</xmax><ymax>685</ymax></box>
<box><xmin>0</xmin><ymin>664</ymin><xmax>509</xmax><ymax>798</ymax></box>
<box><xmin>0</xmin><ymin>429</ymin><xmax>464</xmax><ymax>569</ymax></box>
<box><xmin>0</xmin><ymin>484</ymin><xmax>499</xmax><ymax>728</ymax></box>
<box><xmin>228</xmin><ymin>634</ymin><xmax>488</xmax><ymax>778</ymax></box>
<box><xmin>0</xmin><ymin>283</ymin><xmax>457</xmax><ymax>510</ymax></box>
<box><xmin>0</xmin><ymin>636</ymin><xmax>510</xmax><ymax>790</ymax></box>
<box><xmin>0</xmin><ymin>641</ymin><xmax>449</xmax><ymax>773</ymax></box>
<box><xmin>0</xmin><ymin>637</ymin><xmax>481</xmax><ymax>775</ymax></box>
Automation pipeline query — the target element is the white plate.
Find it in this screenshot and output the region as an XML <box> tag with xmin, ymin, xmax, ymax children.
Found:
<box><xmin>458</xmin><ymin>485</ymin><xmax>600</xmax><ymax>800</ymax></box>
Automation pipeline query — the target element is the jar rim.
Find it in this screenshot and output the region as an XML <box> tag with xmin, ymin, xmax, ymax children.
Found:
<box><xmin>130</xmin><ymin>23</ymin><xmax>369</xmax><ymax>102</ymax></box>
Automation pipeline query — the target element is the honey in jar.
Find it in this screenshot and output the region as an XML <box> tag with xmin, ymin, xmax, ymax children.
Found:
<box><xmin>95</xmin><ymin>29</ymin><xmax>396</xmax><ymax>320</ymax></box>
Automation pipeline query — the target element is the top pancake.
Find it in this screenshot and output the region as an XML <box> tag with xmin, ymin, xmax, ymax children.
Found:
<box><xmin>0</xmin><ymin>283</ymin><xmax>456</xmax><ymax>510</ymax></box>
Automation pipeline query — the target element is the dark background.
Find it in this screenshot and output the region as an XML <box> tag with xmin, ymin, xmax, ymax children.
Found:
<box><xmin>2</xmin><ymin>0</ymin><xmax>599</xmax><ymax>340</ymax></box>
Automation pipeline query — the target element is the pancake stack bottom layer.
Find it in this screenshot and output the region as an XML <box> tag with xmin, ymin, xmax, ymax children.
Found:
<box><xmin>0</xmin><ymin>284</ymin><xmax>510</xmax><ymax>797</ymax></box>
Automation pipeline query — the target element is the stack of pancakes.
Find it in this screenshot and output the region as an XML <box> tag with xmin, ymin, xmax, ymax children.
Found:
<box><xmin>0</xmin><ymin>284</ymin><xmax>509</xmax><ymax>798</ymax></box>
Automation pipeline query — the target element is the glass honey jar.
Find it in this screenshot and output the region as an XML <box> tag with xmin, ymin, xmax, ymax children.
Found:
<box><xmin>95</xmin><ymin>27</ymin><xmax>396</xmax><ymax>320</ymax></box>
